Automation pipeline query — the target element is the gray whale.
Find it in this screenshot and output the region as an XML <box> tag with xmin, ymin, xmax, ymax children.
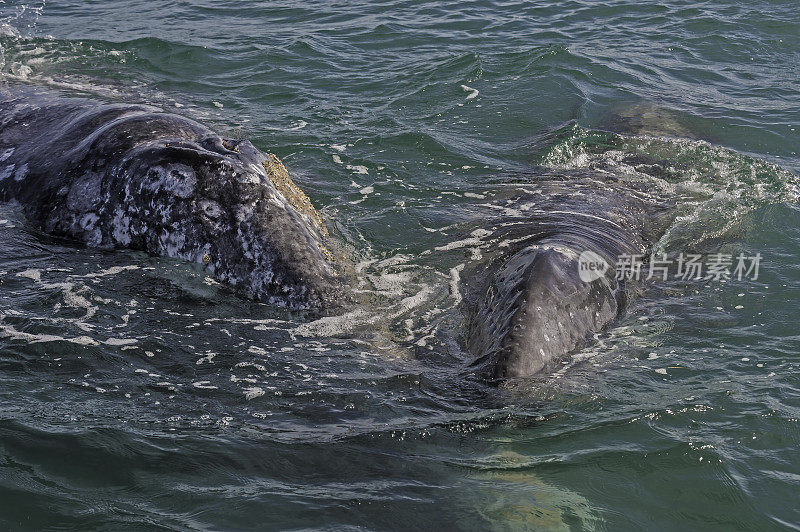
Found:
<box><xmin>462</xmin><ymin>164</ymin><xmax>676</xmax><ymax>381</ymax></box>
<box><xmin>0</xmin><ymin>85</ymin><xmax>688</xmax><ymax>381</ymax></box>
<box><xmin>0</xmin><ymin>85</ymin><xmax>346</xmax><ymax>312</ymax></box>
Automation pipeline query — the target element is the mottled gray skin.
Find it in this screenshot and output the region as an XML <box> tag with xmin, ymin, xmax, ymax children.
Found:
<box><xmin>464</xmin><ymin>167</ymin><xmax>675</xmax><ymax>381</ymax></box>
<box><xmin>0</xmin><ymin>86</ymin><xmax>345</xmax><ymax>312</ymax></box>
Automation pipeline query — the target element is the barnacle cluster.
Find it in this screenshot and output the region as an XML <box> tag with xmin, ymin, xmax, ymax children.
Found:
<box><xmin>262</xmin><ymin>153</ymin><xmax>328</xmax><ymax>237</ymax></box>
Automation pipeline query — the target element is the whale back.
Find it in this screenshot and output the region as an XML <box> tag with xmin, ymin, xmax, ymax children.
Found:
<box><xmin>463</xmin><ymin>169</ymin><xmax>675</xmax><ymax>380</ymax></box>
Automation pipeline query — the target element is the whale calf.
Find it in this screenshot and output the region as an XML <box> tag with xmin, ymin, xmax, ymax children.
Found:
<box><xmin>0</xmin><ymin>85</ymin><xmax>346</xmax><ymax>312</ymax></box>
<box><xmin>462</xmin><ymin>162</ymin><xmax>677</xmax><ymax>381</ymax></box>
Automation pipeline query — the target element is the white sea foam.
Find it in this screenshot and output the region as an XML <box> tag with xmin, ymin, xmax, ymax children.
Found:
<box><xmin>460</xmin><ymin>84</ymin><xmax>479</xmax><ymax>100</ymax></box>
<box><xmin>347</xmin><ymin>164</ymin><xmax>369</xmax><ymax>174</ymax></box>
<box><xmin>287</xmin><ymin>120</ymin><xmax>308</xmax><ymax>130</ymax></box>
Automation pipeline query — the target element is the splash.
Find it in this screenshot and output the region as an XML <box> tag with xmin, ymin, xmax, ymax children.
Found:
<box><xmin>539</xmin><ymin>124</ymin><xmax>800</xmax><ymax>251</ymax></box>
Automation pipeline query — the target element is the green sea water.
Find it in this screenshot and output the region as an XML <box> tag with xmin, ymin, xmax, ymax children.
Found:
<box><xmin>0</xmin><ymin>1</ymin><xmax>798</xmax><ymax>530</ymax></box>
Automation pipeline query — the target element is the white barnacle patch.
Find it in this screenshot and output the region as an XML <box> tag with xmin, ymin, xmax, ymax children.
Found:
<box><xmin>0</xmin><ymin>164</ymin><xmax>15</xmax><ymax>181</ymax></box>
<box><xmin>0</xmin><ymin>148</ymin><xmax>14</xmax><ymax>162</ymax></box>
<box><xmin>157</xmin><ymin>228</ymin><xmax>187</xmax><ymax>259</ymax></box>
<box><xmin>80</xmin><ymin>213</ymin><xmax>99</xmax><ymax>231</ymax></box>
<box><xmin>198</xmin><ymin>200</ymin><xmax>227</xmax><ymax>235</ymax></box>
<box><xmin>199</xmin><ymin>199</ymin><xmax>223</xmax><ymax>219</ymax></box>
<box><xmin>144</xmin><ymin>163</ymin><xmax>197</xmax><ymax>198</ymax></box>
<box><xmin>111</xmin><ymin>207</ymin><xmax>132</xmax><ymax>245</ymax></box>
<box><xmin>234</xmin><ymin>203</ymin><xmax>255</xmax><ymax>223</ymax></box>
<box><xmin>78</xmin><ymin>213</ymin><xmax>102</xmax><ymax>247</ymax></box>
<box><xmin>13</xmin><ymin>163</ymin><xmax>28</xmax><ymax>181</ymax></box>
<box><xmin>237</xmin><ymin>165</ymin><xmax>262</xmax><ymax>184</ymax></box>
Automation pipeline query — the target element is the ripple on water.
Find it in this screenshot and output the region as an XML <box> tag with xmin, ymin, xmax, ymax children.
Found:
<box><xmin>1</xmin><ymin>0</ymin><xmax>799</xmax><ymax>528</ymax></box>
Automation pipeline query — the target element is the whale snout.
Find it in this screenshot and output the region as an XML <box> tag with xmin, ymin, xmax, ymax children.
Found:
<box><xmin>468</xmin><ymin>245</ymin><xmax>622</xmax><ymax>380</ymax></box>
<box><xmin>160</xmin><ymin>139</ymin><xmax>345</xmax><ymax>310</ymax></box>
<box><xmin>219</xmin><ymin>196</ymin><xmax>345</xmax><ymax>310</ymax></box>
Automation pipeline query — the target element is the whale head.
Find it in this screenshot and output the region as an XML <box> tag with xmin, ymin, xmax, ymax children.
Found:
<box><xmin>0</xmin><ymin>95</ymin><xmax>346</xmax><ymax>312</ymax></box>
<box><xmin>111</xmin><ymin>134</ymin><xmax>345</xmax><ymax>311</ymax></box>
<box><xmin>41</xmin><ymin>109</ymin><xmax>347</xmax><ymax>312</ymax></box>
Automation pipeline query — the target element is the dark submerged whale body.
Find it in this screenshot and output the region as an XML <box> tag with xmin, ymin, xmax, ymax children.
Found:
<box><xmin>463</xmin><ymin>163</ymin><xmax>677</xmax><ymax>381</ymax></box>
<box><xmin>0</xmin><ymin>86</ymin><xmax>345</xmax><ymax>312</ymax></box>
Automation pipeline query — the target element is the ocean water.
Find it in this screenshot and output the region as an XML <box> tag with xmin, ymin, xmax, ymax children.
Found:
<box><xmin>0</xmin><ymin>1</ymin><xmax>799</xmax><ymax>530</ymax></box>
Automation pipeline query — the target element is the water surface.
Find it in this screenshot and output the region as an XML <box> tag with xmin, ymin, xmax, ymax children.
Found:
<box><xmin>0</xmin><ymin>1</ymin><xmax>799</xmax><ymax>530</ymax></box>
